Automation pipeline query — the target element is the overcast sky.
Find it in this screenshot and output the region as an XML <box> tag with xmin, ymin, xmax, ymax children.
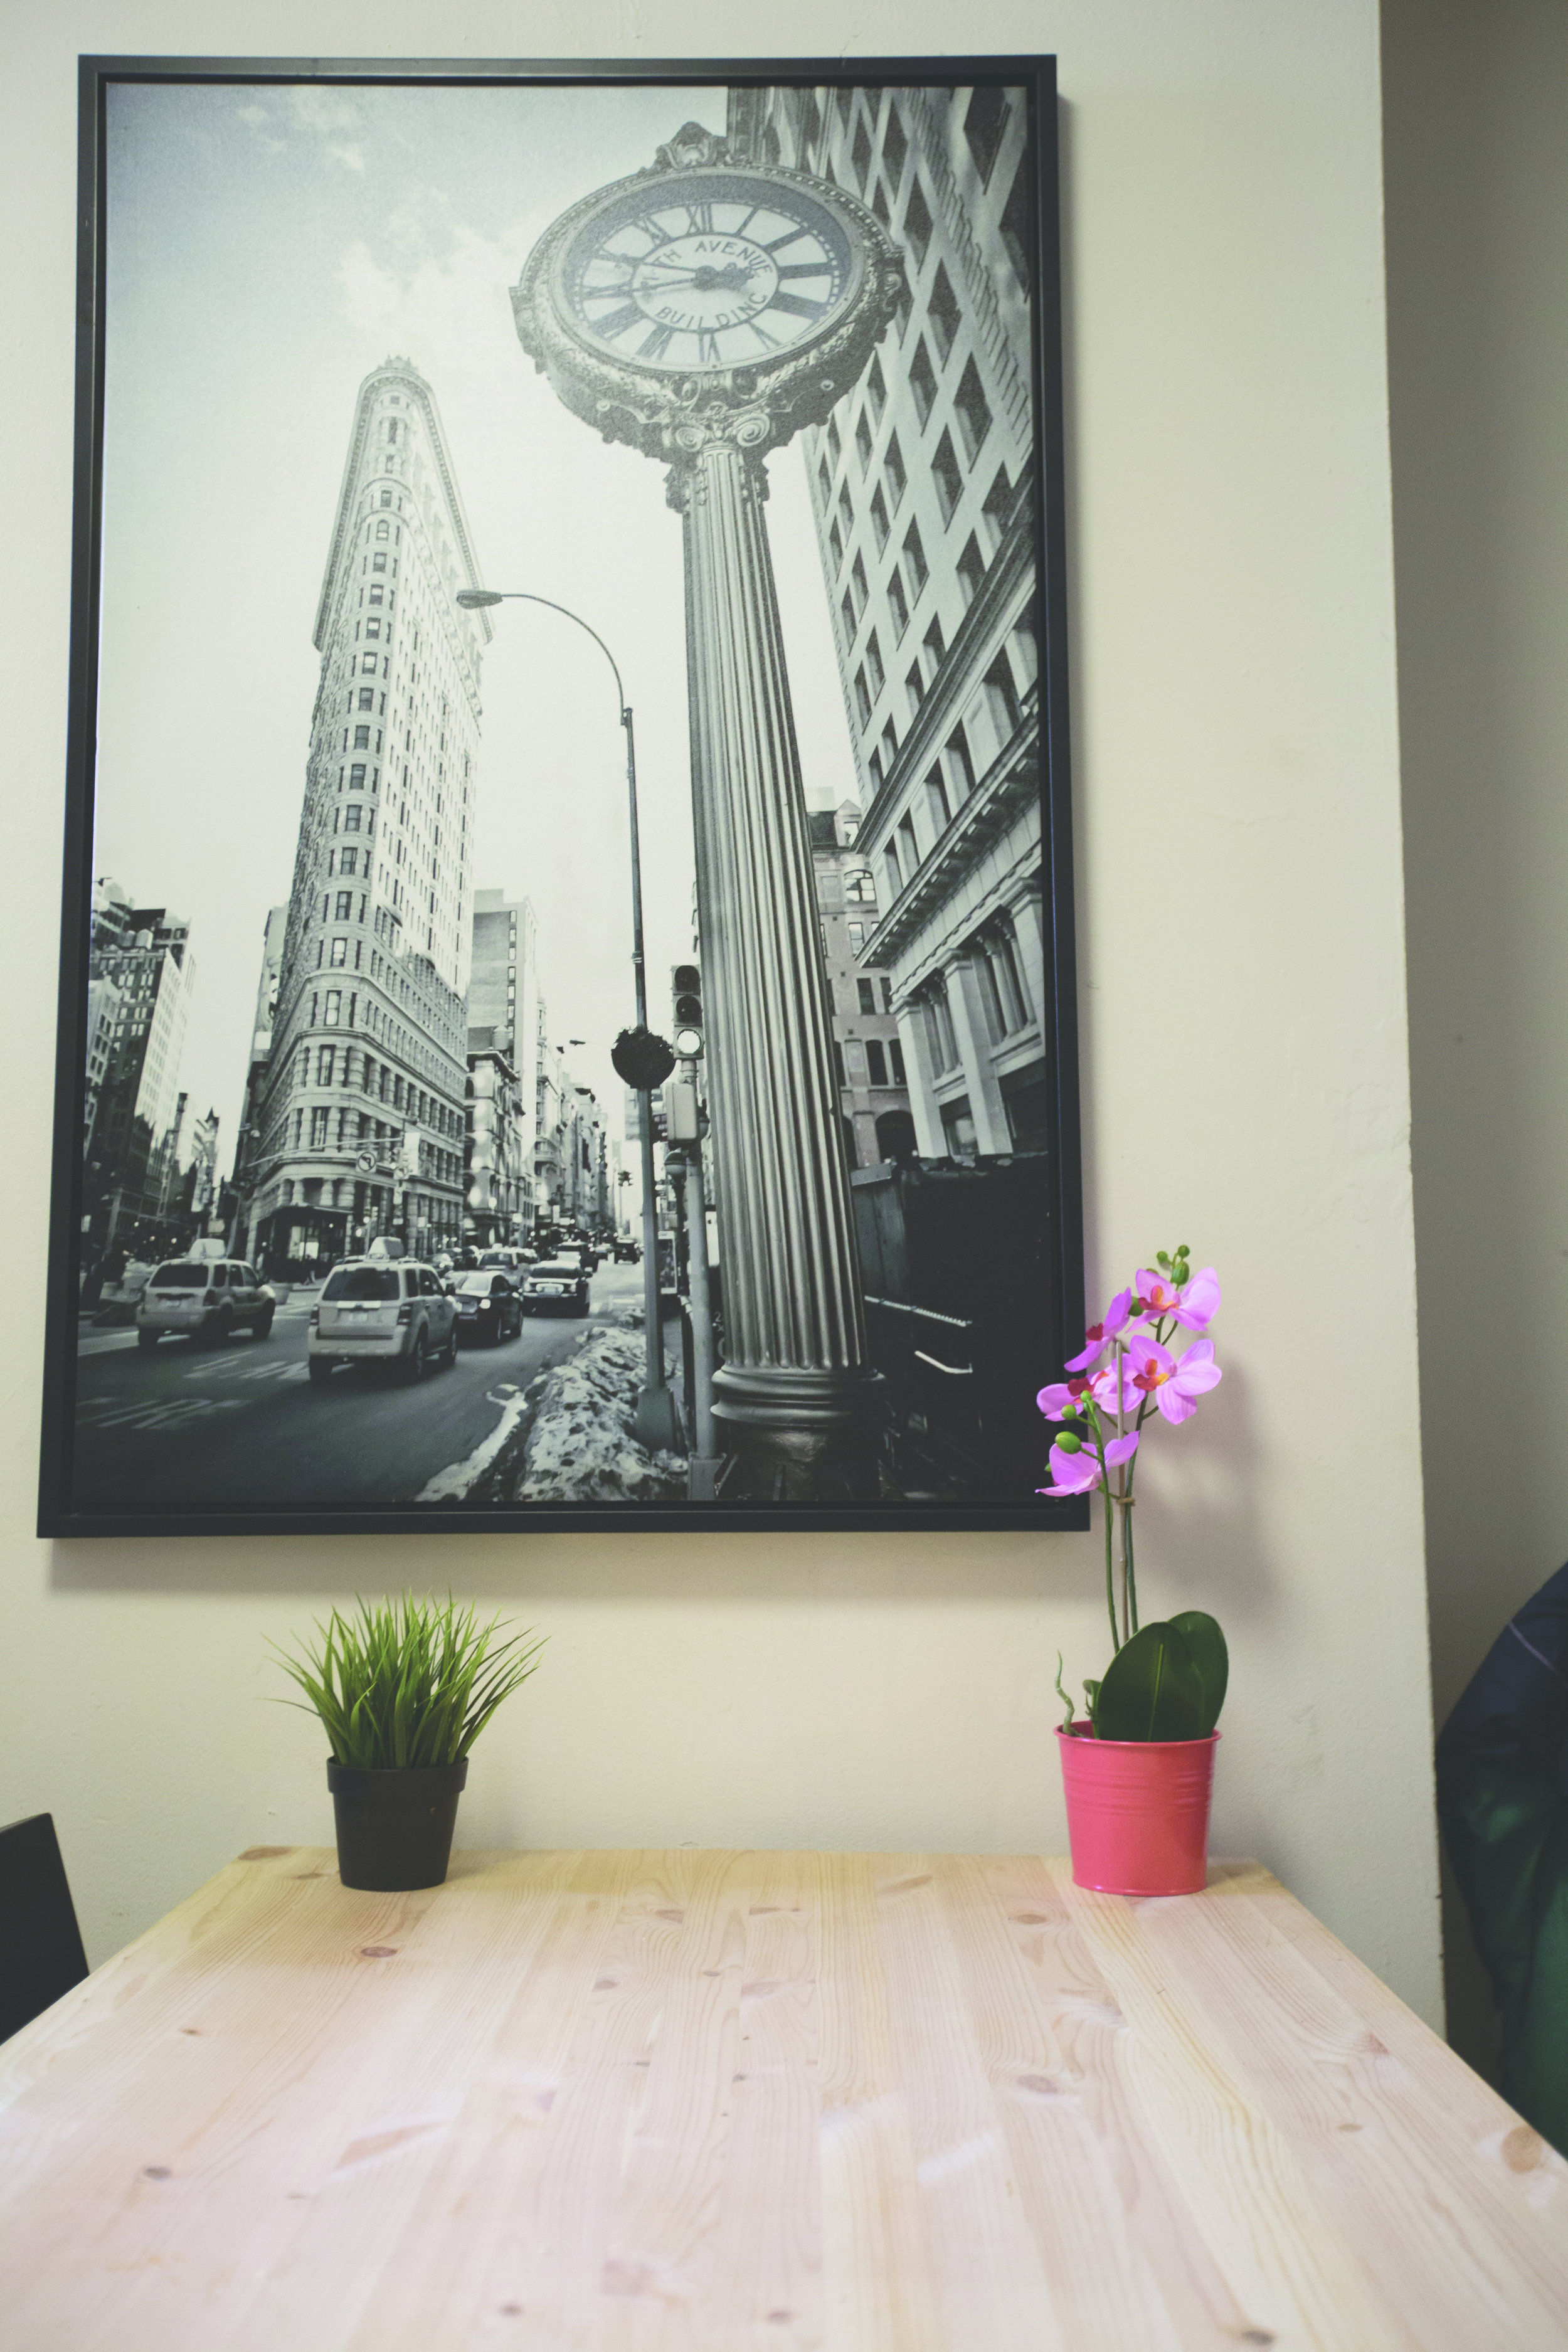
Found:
<box><xmin>96</xmin><ymin>77</ymin><xmax>859</xmax><ymax>1185</ymax></box>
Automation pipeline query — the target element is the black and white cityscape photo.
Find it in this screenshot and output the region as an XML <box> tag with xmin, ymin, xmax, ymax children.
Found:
<box><xmin>47</xmin><ymin>65</ymin><xmax>1076</xmax><ymax>1532</ymax></box>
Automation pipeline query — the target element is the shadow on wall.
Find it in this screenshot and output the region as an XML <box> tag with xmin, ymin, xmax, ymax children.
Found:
<box><xmin>1384</xmin><ymin>0</ymin><xmax>1568</xmax><ymax>2077</ymax></box>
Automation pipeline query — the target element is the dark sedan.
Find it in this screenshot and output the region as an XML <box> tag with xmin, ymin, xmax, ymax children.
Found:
<box><xmin>453</xmin><ymin>1271</ymin><xmax>522</xmax><ymax>1344</ymax></box>
<box><xmin>521</xmin><ymin>1257</ymin><xmax>591</xmax><ymax>1316</ymax></box>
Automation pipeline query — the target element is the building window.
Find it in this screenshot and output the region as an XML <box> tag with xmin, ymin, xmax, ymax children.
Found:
<box><xmin>368</xmin><ymin>585</ymin><xmax>384</xmax><ymax>607</ymax></box>
<box><xmin>999</xmin><ymin>157</ymin><xmax>1032</xmax><ymax>292</ymax></box>
<box><xmin>364</xmin><ymin>618</ymin><xmax>381</xmax><ymax>639</ymax></box>
<box><xmin>866</xmin><ymin>630</ymin><xmax>885</xmax><ymax>696</ymax></box>
<box><xmin>342</xmin><ymin>802</ymin><xmax>363</xmax><ymax>832</ymax></box>
<box><xmin>376</xmin><ymin>517</ymin><xmax>389</xmax><ymax>535</ymax></box>
<box><xmin>871</xmin><ymin>179</ymin><xmax>891</xmax><ymax>225</ymax></box>
<box><xmin>854</xmin><ymin>665</ymin><xmax>872</xmax><ymax>727</ymax></box>
<box><xmin>933</xmin><ymin>432</ymin><xmax>963</xmax><ymax>522</ymax></box>
<box><xmin>361</xmin><ymin>652</ymin><xmax>378</xmax><ymax>673</ymax></box>
<box><xmin>848</xmin><ymin>921</ymin><xmax>865</xmax><ymax>955</ymax></box>
<box><xmin>324</xmin><ymin>990</ymin><xmax>342</xmax><ymax>1027</ymax></box>
<box><xmin>909</xmin><ymin>339</ymin><xmax>937</xmax><ymax>426</ymax></box>
<box><xmin>964</xmin><ymin>85</ymin><xmax>1009</xmax><ymax>185</ymax></box>
<box><xmin>906</xmin><ymin>662</ymin><xmax>925</xmax><ymax>717</ymax></box>
<box><xmin>852</xmin><ymin>116</ymin><xmax>873</xmax><ymax>190</ymax></box>
<box><xmin>868</xmin><ymin>749</ymin><xmax>884</xmax><ymax>793</ymax></box>
<box><xmin>866</xmin><ymin>1039</ymin><xmax>889</xmax><ymax>1087</ymax></box>
<box><xmin>926</xmin><ymin>766</ymin><xmax>951</xmax><ymax>830</ymax></box>
<box><xmin>882</xmin><ymin>102</ymin><xmax>908</xmax><ymax>188</ymax></box>
<box><xmin>923</xmin><ymin>613</ymin><xmax>946</xmax><ymax>677</ymax></box>
<box><xmin>335</xmin><ymin>891</ymin><xmax>353</xmax><ymax>920</ymax></box>
<box><xmin>898</xmin><ymin>812</ymin><xmax>920</xmax><ymax>877</ymax></box>
<box><xmin>979</xmin><ymin>918</ymin><xmax>1030</xmax><ymax>1038</ymax></box>
<box><xmin>372</xmin><ymin>552</ymin><xmax>387</xmax><ymax>573</ymax></box>
<box><xmin>845</xmin><ymin>868</ymin><xmax>876</xmax><ymax>903</ymax></box>
<box><xmin>833</xmin><ymin>1041</ymin><xmax>847</xmax><ymax>1089</ymax></box>
<box><xmin>869</xmin><ymin>487</ymin><xmax>890</xmax><ymax>549</ymax></box>
<box><xmin>852</xmin><ymin>553</ymin><xmax>869</xmax><ymax>615</ymax></box>
<box><xmin>904</xmin><ymin>179</ymin><xmax>933</xmax><ymax>269</ymax></box>
<box><xmin>866</xmin><ymin>354</ymin><xmax>887</xmax><ymax>421</ymax></box>
<box><xmin>857</xmin><ymin>977</ymin><xmax>877</xmax><ymax>1014</ymax></box>
<box><xmin>887</xmin><ymin>567</ymin><xmax>909</xmax><ymax>637</ymax></box>
<box><xmin>957</xmin><ymin>533</ymin><xmax>987</xmax><ymax>603</ymax></box>
<box><xmin>829</xmin><ymin>519</ymin><xmax>844</xmax><ymax>571</ymax></box>
<box><xmin>349</xmin><ymin>763</ymin><xmax>366</xmax><ymax>788</ymax></box>
<box><xmin>354</xmin><ymin>724</ymin><xmax>370</xmax><ymax>748</ymax></box>
<box><xmin>885</xmin><ymin>432</ymin><xmax>906</xmax><ymax>509</ymax></box>
<box><xmin>339</xmin><ymin>849</ymin><xmax>358</xmax><ymax>877</ymax></box>
<box><xmin>953</xmin><ymin>358</ymin><xmax>993</xmax><ymax>462</ymax></box>
<box><xmin>817</xmin><ymin>455</ymin><xmax>832</xmax><ymax>504</ymax></box>
<box><xmin>889</xmin><ymin>1038</ymin><xmax>906</xmax><ymax>1085</ymax></box>
<box><xmin>942</xmin><ymin>1096</ymin><xmax>978</xmax><ymax>1162</ymax></box>
<box><xmin>946</xmin><ymin>724</ymin><xmax>977</xmax><ymax>798</ymax></box>
<box><xmin>983</xmin><ymin>652</ymin><xmax>1023</xmax><ymax>743</ymax></box>
<box><xmin>825</xmin><ymin>415</ymin><xmax>842</xmax><ymax>469</ymax></box>
<box><xmin>310</xmin><ymin>1107</ymin><xmax>329</xmax><ymax>1151</ymax></box>
<box><xmin>982</xmin><ymin>463</ymin><xmax>1014</xmax><ymax>548</ymax></box>
<box><xmin>329</xmin><ymin>936</ymin><xmax>347</xmax><ymax>967</ymax></box>
<box><xmin>855</xmin><ymin>408</ymin><xmax>873</xmax><ymax>470</ymax></box>
<box><xmin>358</xmin><ymin>687</ymin><xmax>374</xmax><ymax>709</ymax></box>
<box><xmin>316</xmin><ymin>1045</ymin><xmax>335</xmax><ymax>1086</ymax></box>
<box><xmin>928</xmin><ymin>264</ymin><xmax>962</xmax><ymax>364</ymax></box>
<box><xmin>903</xmin><ymin>519</ymin><xmax>928</xmax><ymax>595</ymax></box>
<box><xmin>881</xmin><ymin>717</ymin><xmax>899</xmax><ymax>773</ymax></box>
<box><xmin>841</xmin><ymin>590</ymin><xmax>857</xmax><ymax>646</ymax></box>
<box><xmin>885</xmin><ymin>844</ymin><xmax>903</xmax><ymax>898</ymax></box>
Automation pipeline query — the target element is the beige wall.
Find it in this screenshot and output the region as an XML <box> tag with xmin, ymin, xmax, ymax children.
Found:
<box><xmin>0</xmin><ymin>1</ymin><xmax>1444</xmax><ymax>2025</ymax></box>
<box><xmin>1385</xmin><ymin>0</ymin><xmax>1568</xmax><ymax>2072</ymax></box>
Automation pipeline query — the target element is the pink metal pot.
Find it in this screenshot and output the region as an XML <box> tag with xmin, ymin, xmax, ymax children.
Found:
<box><xmin>1056</xmin><ymin>1723</ymin><xmax>1221</xmax><ymax>1896</ymax></box>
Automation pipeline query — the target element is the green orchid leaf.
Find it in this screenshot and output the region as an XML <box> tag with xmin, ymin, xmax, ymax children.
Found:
<box><xmin>1168</xmin><ymin>1610</ymin><xmax>1228</xmax><ymax>1735</ymax></box>
<box><xmin>1094</xmin><ymin>1621</ymin><xmax>1207</xmax><ymax>1741</ymax></box>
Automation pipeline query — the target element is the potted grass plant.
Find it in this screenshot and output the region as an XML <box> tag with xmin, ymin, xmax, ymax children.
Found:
<box><xmin>272</xmin><ymin>1594</ymin><xmax>546</xmax><ymax>1892</ymax></box>
<box><xmin>1039</xmin><ymin>1246</ymin><xmax>1229</xmax><ymax>1896</ymax></box>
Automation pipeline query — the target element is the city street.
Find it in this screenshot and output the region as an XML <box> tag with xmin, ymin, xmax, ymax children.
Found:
<box><xmin>70</xmin><ymin>1257</ymin><xmax>649</xmax><ymax>1514</ymax></box>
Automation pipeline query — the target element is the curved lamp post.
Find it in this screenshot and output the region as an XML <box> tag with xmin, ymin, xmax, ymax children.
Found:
<box><xmin>455</xmin><ymin>588</ymin><xmax>678</xmax><ymax>1453</ymax></box>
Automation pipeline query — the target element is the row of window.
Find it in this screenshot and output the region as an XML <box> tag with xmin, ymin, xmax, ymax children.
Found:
<box><xmin>917</xmin><ymin>918</ymin><xmax>1034</xmax><ymax>1074</ymax></box>
<box><xmin>832</xmin><ymin>1035</ymin><xmax>908</xmax><ymax>1092</ymax></box>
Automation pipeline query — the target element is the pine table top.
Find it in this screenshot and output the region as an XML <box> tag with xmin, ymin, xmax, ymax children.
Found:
<box><xmin>1</xmin><ymin>1846</ymin><xmax>1565</xmax><ymax>2349</ymax></box>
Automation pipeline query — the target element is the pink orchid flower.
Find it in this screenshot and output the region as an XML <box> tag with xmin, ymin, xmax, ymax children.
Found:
<box><xmin>1125</xmin><ymin>1334</ymin><xmax>1222</xmax><ymax>1424</ymax></box>
<box><xmin>1036</xmin><ymin>1375</ymin><xmax>1094</xmax><ymax>1421</ymax></box>
<box><xmin>1136</xmin><ymin>1265</ymin><xmax>1221</xmax><ymax>1332</ymax></box>
<box><xmin>1088</xmin><ymin>1356</ymin><xmax>1138</xmax><ymax>1418</ymax></box>
<box><xmin>1065</xmin><ymin>1287</ymin><xmax>1133</xmax><ymax>1372</ymax></box>
<box><xmin>1036</xmin><ymin>1429</ymin><xmax>1138</xmax><ymax>1497</ymax></box>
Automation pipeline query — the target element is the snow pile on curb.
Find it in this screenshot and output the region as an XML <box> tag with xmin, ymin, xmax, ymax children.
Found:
<box><xmin>511</xmin><ymin>1327</ymin><xmax>685</xmax><ymax>1503</ymax></box>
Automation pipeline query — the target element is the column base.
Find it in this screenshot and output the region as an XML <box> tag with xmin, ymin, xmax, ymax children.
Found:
<box><xmin>635</xmin><ymin>1384</ymin><xmax>684</xmax><ymax>1454</ymax></box>
<box><xmin>711</xmin><ymin>1364</ymin><xmax>887</xmax><ymax>1502</ymax></box>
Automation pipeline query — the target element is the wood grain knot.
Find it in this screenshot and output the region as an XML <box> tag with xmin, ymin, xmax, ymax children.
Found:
<box><xmin>654</xmin><ymin>1908</ymin><xmax>685</xmax><ymax>1922</ymax></box>
<box><xmin>1502</xmin><ymin>2124</ymin><xmax>1544</xmax><ymax>2173</ymax></box>
<box><xmin>742</xmin><ymin>1980</ymin><xmax>783</xmax><ymax>2000</ymax></box>
<box><xmin>601</xmin><ymin>2258</ymin><xmax>660</xmax><ymax>2297</ymax></box>
<box><xmin>178</xmin><ymin>2027</ymin><xmax>203</xmax><ymax>2037</ymax></box>
<box><xmin>1353</xmin><ymin>2031</ymin><xmax>1389</xmax><ymax>2056</ymax></box>
<box><xmin>239</xmin><ymin>1846</ymin><xmax>292</xmax><ymax>1860</ymax></box>
<box><xmin>593</xmin><ymin>1977</ymin><xmax>619</xmax><ymax>1991</ymax></box>
<box><xmin>1016</xmin><ymin>2074</ymin><xmax>1069</xmax><ymax>2100</ymax></box>
<box><xmin>877</xmin><ymin>1874</ymin><xmax>932</xmax><ymax>1897</ymax></box>
<box><xmin>142</xmin><ymin>2166</ymin><xmax>171</xmax><ymax>2180</ymax></box>
<box><xmin>1011</xmin><ymin>1913</ymin><xmax>1051</xmax><ymax>1926</ymax></box>
<box><xmin>499</xmin><ymin>2306</ymin><xmax>522</xmax><ymax>2318</ymax></box>
<box><xmin>359</xmin><ymin>1946</ymin><xmax>399</xmax><ymax>1959</ymax></box>
<box><xmin>1238</xmin><ymin>2333</ymin><xmax>1276</xmax><ymax>2346</ymax></box>
<box><xmin>766</xmin><ymin>2312</ymin><xmax>795</xmax><ymax>2324</ymax></box>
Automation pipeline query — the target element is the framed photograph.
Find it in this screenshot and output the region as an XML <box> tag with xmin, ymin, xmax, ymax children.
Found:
<box><xmin>40</xmin><ymin>53</ymin><xmax>1084</xmax><ymax>1538</ymax></box>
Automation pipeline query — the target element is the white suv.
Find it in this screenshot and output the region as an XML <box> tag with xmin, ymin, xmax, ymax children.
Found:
<box><xmin>307</xmin><ymin>1258</ymin><xmax>457</xmax><ymax>1386</ymax></box>
<box><xmin>137</xmin><ymin>1259</ymin><xmax>275</xmax><ymax>1350</ymax></box>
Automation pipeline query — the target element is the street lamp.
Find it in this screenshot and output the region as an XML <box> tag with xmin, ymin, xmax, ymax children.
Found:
<box><xmin>455</xmin><ymin>587</ymin><xmax>679</xmax><ymax>1453</ymax></box>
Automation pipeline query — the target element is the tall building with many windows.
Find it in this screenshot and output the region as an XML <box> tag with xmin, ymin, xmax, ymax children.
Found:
<box><xmin>465</xmin><ymin>888</ymin><xmax>541</xmax><ymax>1244</ymax></box>
<box><xmin>808</xmin><ymin>802</ymin><xmax>914</xmax><ymax>1167</ymax></box>
<box><xmin>85</xmin><ymin>879</ymin><xmax>196</xmax><ymax>1254</ymax></box>
<box><xmin>243</xmin><ymin>359</ymin><xmax>490</xmax><ymax>1274</ymax></box>
<box><xmin>728</xmin><ymin>84</ymin><xmax>1048</xmax><ymax>1163</ymax></box>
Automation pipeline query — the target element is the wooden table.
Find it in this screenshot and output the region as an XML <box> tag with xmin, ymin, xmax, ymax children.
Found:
<box><xmin>2</xmin><ymin>1848</ymin><xmax>1565</xmax><ymax>2349</ymax></box>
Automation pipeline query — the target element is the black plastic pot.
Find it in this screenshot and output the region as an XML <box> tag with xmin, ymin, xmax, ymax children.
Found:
<box><xmin>327</xmin><ymin>1757</ymin><xmax>469</xmax><ymax>1891</ymax></box>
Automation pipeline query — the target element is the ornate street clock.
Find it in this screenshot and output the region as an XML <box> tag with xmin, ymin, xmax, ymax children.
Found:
<box><xmin>512</xmin><ymin>123</ymin><xmax>903</xmax><ymax>460</ymax></box>
<box><xmin>512</xmin><ymin>126</ymin><xmax>904</xmax><ymax>1502</ymax></box>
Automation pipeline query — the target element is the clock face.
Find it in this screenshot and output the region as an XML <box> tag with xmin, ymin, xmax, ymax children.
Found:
<box><xmin>558</xmin><ymin>171</ymin><xmax>857</xmax><ymax>374</ymax></box>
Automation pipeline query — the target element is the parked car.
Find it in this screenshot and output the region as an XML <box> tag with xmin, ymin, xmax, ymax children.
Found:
<box><xmin>611</xmin><ymin>1237</ymin><xmax>641</xmax><ymax>1263</ymax></box>
<box><xmin>522</xmin><ymin>1257</ymin><xmax>591</xmax><ymax>1316</ymax></box>
<box><xmin>137</xmin><ymin>1259</ymin><xmax>275</xmax><ymax>1350</ymax></box>
<box><xmin>477</xmin><ymin>1247</ymin><xmax>531</xmax><ymax>1287</ymax></box>
<box><xmin>93</xmin><ymin>1258</ymin><xmax>154</xmax><ymax>1326</ymax></box>
<box><xmin>307</xmin><ymin>1258</ymin><xmax>457</xmax><ymax>1385</ymax></box>
<box><xmin>454</xmin><ymin>1271</ymin><xmax>523</xmax><ymax>1344</ymax></box>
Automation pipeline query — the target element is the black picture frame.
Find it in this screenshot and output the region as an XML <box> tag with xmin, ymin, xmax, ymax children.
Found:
<box><xmin>40</xmin><ymin>52</ymin><xmax>1085</xmax><ymax>1539</ymax></box>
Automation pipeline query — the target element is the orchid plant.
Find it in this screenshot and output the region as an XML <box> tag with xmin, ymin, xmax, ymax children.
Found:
<box><xmin>1041</xmin><ymin>1246</ymin><xmax>1229</xmax><ymax>1741</ymax></box>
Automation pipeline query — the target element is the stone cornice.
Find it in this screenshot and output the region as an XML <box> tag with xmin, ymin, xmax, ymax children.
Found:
<box><xmin>859</xmin><ymin>690</ymin><xmax>1040</xmax><ymax>968</ymax></box>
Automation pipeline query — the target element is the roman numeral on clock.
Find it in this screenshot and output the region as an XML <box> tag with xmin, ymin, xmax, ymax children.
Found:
<box><xmin>768</xmin><ymin>290</ymin><xmax>827</xmax><ymax>320</ymax></box>
<box><xmin>638</xmin><ymin>322</ymin><xmax>675</xmax><ymax>360</ymax></box>
<box><xmin>589</xmin><ymin>300</ymin><xmax>644</xmax><ymax>339</ymax></box>
<box><xmin>684</xmin><ymin>202</ymin><xmax>714</xmax><ymax>234</ymax></box>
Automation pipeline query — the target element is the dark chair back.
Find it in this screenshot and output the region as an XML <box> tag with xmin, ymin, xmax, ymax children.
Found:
<box><xmin>0</xmin><ymin>1814</ymin><xmax>90</xmax><ymax>2042</ymax></box>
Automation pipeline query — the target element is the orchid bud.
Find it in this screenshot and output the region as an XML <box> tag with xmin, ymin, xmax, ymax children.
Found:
<box><xmin>1155</xmin><ymin>1251</ymin><xmax>1170</xmax><ymax>1269</ymax></box>
<box><xmin>1130</xmin><ymin>1297</ymin><xmax>1145</xmax><ymax>1315</ymax></box>
<box><xmin>1056</xmin><ymin>1433</ymin><xmax>1082</xmax><ymax>1454</ymax></box>
<box><xmin>1177</xmin><ymin>1244</ymin><xmax>1190</xmax><ymax>1257</ymax></box>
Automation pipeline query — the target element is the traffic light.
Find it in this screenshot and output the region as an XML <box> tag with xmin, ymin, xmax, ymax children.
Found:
<box><xmin>671</xmin><ymin>963</ymin><xmax>703</xmax><ymax>1057</ymax></box>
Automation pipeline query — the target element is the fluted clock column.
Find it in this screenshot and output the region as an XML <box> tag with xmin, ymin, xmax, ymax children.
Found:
<box><xmin>512</xmin><ymin>123</ymin><xmax>905</xmax><ymax>1498</ymax></box>
<box><xmin>671</xmin><ymin>433</ymin><xmax>883</xmax><ymax>1497</ymax></box>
